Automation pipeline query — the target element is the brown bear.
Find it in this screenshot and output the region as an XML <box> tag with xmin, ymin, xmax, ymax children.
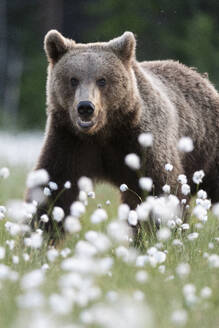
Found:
<box><xmin>26</xmin><ymin>30</ymin><xmax>219</xmax><ymax>231</ymax></box>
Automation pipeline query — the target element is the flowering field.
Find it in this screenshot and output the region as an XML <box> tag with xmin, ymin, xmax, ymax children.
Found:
<box><xmin>0</xmin><ymin>133</ymin><xmax>219</xmax><ymax>328</ymax></box>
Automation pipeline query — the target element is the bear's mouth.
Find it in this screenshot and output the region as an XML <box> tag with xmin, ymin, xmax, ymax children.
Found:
<box><xmin>77</xmin><ymin>119</ymin><xmax>94</xmax><ymax>129</ymax></box>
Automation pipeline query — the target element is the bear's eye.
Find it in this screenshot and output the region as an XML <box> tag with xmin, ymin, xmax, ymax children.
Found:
<box><xmin>97</xmin><ymin>78</ymin><xmax>106</xmax><ymax>87</ymax></box>
<box><xmin>71</xmin><ymin>78</ymin><xmax>79</xmax><ymax>87</ymax></box>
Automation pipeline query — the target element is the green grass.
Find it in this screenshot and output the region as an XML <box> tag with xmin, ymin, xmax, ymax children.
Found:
<box><xmin>0</xmin><ymin>166</ymin><xmax>219</xmax><ymax>328</ymax></box>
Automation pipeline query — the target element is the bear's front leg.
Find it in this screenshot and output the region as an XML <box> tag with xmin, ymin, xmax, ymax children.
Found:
<box><xmin>25</xmin><ymin>124</ymin><xmax>80</xmax><ymax>236</ymax></box>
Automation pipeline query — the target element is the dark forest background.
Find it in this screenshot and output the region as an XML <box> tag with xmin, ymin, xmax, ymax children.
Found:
<box><xmin>1</xmin><ymin>0</ymin><xmax>219</xmax><ymax>130</ymax></box>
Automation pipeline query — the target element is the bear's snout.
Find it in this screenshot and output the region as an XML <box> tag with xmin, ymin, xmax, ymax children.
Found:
<box><xmin>77</xmin><ymin>101</ymin><xmax>95</xmax><ymax>118</ymax></box>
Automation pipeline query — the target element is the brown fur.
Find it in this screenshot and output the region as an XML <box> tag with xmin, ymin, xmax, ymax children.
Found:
<box><xmin>26</xmin><ymin>30</ymin><xmax>219</xmax><ymax>231</ymax></box>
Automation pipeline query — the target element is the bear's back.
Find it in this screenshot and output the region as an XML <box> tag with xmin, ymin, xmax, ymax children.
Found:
<box><xmin>139</xmin><ymin>59</ymin><xmax>219</xmax><ymax>130</ymax></box>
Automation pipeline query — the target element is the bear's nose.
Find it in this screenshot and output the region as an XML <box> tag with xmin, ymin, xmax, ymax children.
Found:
<box><xmin>77</xmin><ymin>101</ymin><xmax>95</xmax><ymax>117</ymax></box>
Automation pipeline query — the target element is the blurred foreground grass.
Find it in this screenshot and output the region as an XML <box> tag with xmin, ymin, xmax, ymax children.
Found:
<box><xmin>0</xmin><ymin>166</ymin><xmax>219</xmax><ymax>328</ymax></box>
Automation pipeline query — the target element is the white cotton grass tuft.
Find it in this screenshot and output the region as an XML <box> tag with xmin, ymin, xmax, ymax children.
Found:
<box><xmin>91</xmin><ymin>208</ymin><xmax>108</xmax><ymax>224</ymax></box>
<box><xmin>162</xmin><ymin>184</ymin><xmax>170</xmax><ymax>193</ymax></box>
<box><xmin>138</xmin><ymin>132</ymin><xmax>153</xmax><ymax>147</ymax></box>
<box><xmin>193</xmin><ymin>170</ymin><xmax>205</xmax><ymax>184</ymax></box>
<box><xmin>128</xmin><ymin>210</ymin><xmax>138</xmax><ymax>226</ymax></box>
<box><xmin>124</xmin><ymin>153</ymin><xmax>140</xmax><ymax>170</ymax></box>
<box><xmin>171</xmin><ymin>309</ymin><xmax>188</xmax><ymax>326</ymax></box>
<box><xmin>7</xmin><ymin>200</ymin><xmax>37</xmax><ymax>223</ymax></box>
<box><xmin>48</xmin><ymin>181</ymin><xmax>58</xmax><ymax>190</ymax></box>
<box><xmin>176</xmin><ymin>263</ymin><xmax>190</xmax><ymax>278</ymax></box>
<box><xmin>52</xmin><ymin>206</ymin><xmax>65</xmax><ymax>222</ymax></box>
<box><xmin>20</xmin><ymin>269</ymin><xmax>44</xmax><ymax>289</ymax></box>
<box><xmin>120</xmin><ymin>184</ymin><xmax>128</xmax><ymax>192</ymax></box>
<box><xmin>157</xmin><ymin>227</ymin><xmax>171</xmax><ymax>241</ymax></box>
<box><xmin>0</xmin><ymin>167</ymin><xmax>10</xmax><ymax>179</ymax></box>
<box><xmin>64</xmin><ymin>216</ymin><xmax>81</xmax><ymax>233</ymax></box>
<box><xmin>26</xmin><ymin>169</ymin><xmax>49</xmax><ymax>188</ymax></box>
<box><xmin>78</xmin><ymin>176</ymin><xmax>93</xmax><ymax>193</ymax></box>
<box><xmin>64</xmin><ymin>181</ymin><xmax>71</xmax><ymax>189</ymax></box>
<box><xmin>118</xmin><ymin>203</ymin><xmax>130</xmax><ymax>221</ymax></box>
<box><xmin>178</xmin><ymin>136</ymin><xmax>194</xmax><ymax>152</ymax></box>
<box><xmin>181</xmin><ymin>184</ymin><xmax>191</xmax><ymax>195</ymax></box>
<box><xmin>177</xmin><ymin>174</ymin><xmax>187</xmax><ymax>184</ymax></box>
<box><xmin>165</xmin><ymin>163</ymin><xmax>173</xmax><ymax>172</ymax></box>
<box><xmin>70</xmin><ymin>201</ymin><xmax>85</xmax><ymax>218</ymax></box>
<box><xmin>139</xmin><ymin>177</ymin><xmax>153</xmax><ymax>191</ymax></box>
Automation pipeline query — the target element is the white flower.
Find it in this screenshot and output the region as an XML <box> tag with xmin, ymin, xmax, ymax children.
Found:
<box><xmin>12</xmin><ymin>256</ymin><xmax>19</xmax><ymax>264</ymax></box>
<box><xmin>181</xmin><ymin>184</ymin><xmax>190</xmax><ymax>195</ymax></box>
<box><xmin>0</xmin><ymin>167</ymin><xmax>10</xmax><ymax>179</ymax></box>
<box><xmin>118</xmin><ymin>204</ymin><xmax>130</xmax><ymax>221</ymax></box>
<box><xmin>128</xmin><ymin>210</ymin><xmax>138</xmax><ymax>226</ymax></box>
<box><xmin>79</xmin><ymin>190</ymin><xmax>87</xmax><ymax>203</ymax></box>
<box><xmin>21</xmin><ymin>269</ymin><xmax>44</xmax><ymax>289</ymax></box>
<box><xmin>200</xmin><ymin>287</ymin><xmax>212</xmax><ymax>299</ymax></box>
<box><xmin>167</xmin><ymin>219</ymin><xmax>176</xmax><ymax>229</ymax></box>
<box><xmin>178</xmin><ymin>137</ymin><xmax>194</xmax><ymax>152</ymax></box>
<box><xmin>135</xmin><ymin>270</ymin><xmax>148</xmax><ymax>283</ymax></box>
<box><xmin>91</xmin><ymin>208</ymin><xmax>108</xmax><ymax>224</ymax></box>
<box><xmin>162</xmin><ymin>184</ymin><xmax>170</xmax><ymax>193</ymax></box>
<box><xmin>17</xmin><ymin>290</ymin><xmax>45</xmax><ymax>309</ymax></box>
<box><xmin>193</xmin><ymin>170</ymin><xmax>205</xmax><ymax>184</ymax></box>
<box><xmin>138</xmin><ymin>132</ymin><xmax>153</xmax><ymax>147</ymax></box>
<box><xmin>197</xmin><ymin>189</ymin><xmax>207</xmax><ymax>199</ymax></box>
<box><xmin>151</xmin><ymin>195</ymin><xmax>180</xmax><ymax>224</ymax></box>
<box><xmin>70</xmin><ymin>201</ymin><xmax>85</xmax><ymax>218</ymax></box>
<box><xmin>172</xmin><ymin>239</ymin><xmax>183</xmax><ymax>247</ymax></box>
<box><xmin>88</xmin><ymin>191</ymin><xmax>95</xmax><ymax>198</ymax></box>
<box><xmin>171</xmin><ymin>309</ymin><xmax>188</xmax><ymax>326</ymax></box>
<box><xmin>193</xmin><ymin>205</ymin><xmax>207</xmax><ymax>222</ymax></box>
<box><xmin>157</xmin><ymin>227</ymin><xmax>171</xmax><ymax>241</ymax></box>
<box><xmin>43</xmin><ymin>187</ymin><xmax>51</xmax><ymax>196</ymax></box>
<box><xmin>136</xmin><ymin>202</ymin><xmax>151</xmax><ymax>221</ymax></box>
<box><xmin>7</xmin><ymin>200</ymin><xmax>36</xmax><ymax>223</ymax></box>
<box><xmin>40</xmin><ymin>214</ymin><xmax>49</xmax><ymax>223</ymax></box>
<box><xmin>27</xmin><ymin>232</ymin><xmax>43</xmax><ymax>249</ymax></box>
<box><xmin>181</xmin><ymin>223</ymin><xmax>189</xmax><ymax>230</ymax></box>
<box><xmin>49</xmin><ymin>293</ymin><xmax>73</xmax><ymax>315</ymax></box>
<box><xmin>177</xmin><ymin>174</ymin><xmax>187</xmax><ymax>184</ymax></box>
<box><xmin>208</xmin><ymin>254</ymin><xmax>219</xmax><ymax>268</ymax></box>
<box><xmin>64</xmin><ymin>216</ymin><xmax>81</xmax><ymax>233</ymax></box>
<box><xmin>120</xmin><ymin>184</ymin><xmax>128</xmax><ymax>192</ymax></box>
<box><xmin>78</xmin><ymin>176</ymin><xmax>93</xmax><ymax>192</ymax></box>
<box><xmin>107</xmin><ymin>221</ymin><xmax>131</xmax><ymax>243</ymax></box>
<box><xmin>139</xmin><ymin>177</ymin><xmax>153</xmax><ymax>191</ymax></box>
<box><xmin>23</xmin><ymin>253</ymin><xmax>30</xmax><ymax>262</ymax></box>
<box><xmin>187</xmin><ymin>232</ymin><xmax>199</xmax><ymax>241</ymax></box>
<box><xmin>85</xmin><ymin>231</ymin><xmax>111</xmax><ymax>253</ymax></box>
<box><xmin>165</xmin><ymin>163</ymin><xmax>173</xmax><ymax>171</ymax></box>
<box><xmin>47</xmin><ymin>248</ymin><xmax>59</xmax><ymax>262</ymax></box>
<box><xmin>75</xmin><ymin>240</ymin><xmax>97</xmax><ymax>257</ymax></box>
<box><xmin>176</xmin><ymin>263</ymin><xmax>190</xmax><ymax>278</ymax></box>
<box><xmin>176</xmin><ymin>218</ymin><xmax>183</xmax><ymax>226</ymax></box>
<box><xmin>60</xmin><ymin>248</ymin><xmax>71</xmax><ymax>258</ymax></box>
<box><xmin>26</xmin><ymin>169</ymin><xmax>49</xmax><ymax>188</ymax></box>
<box><xmin>64</xmin><ymin>181</ymin><xmax>71</xmax><ymax>189</ymax></box>
<box><xmin>124</xmin><ymin>153</ymin><xmax>140</xmax><ymax>170</ymax></box>
<box><xmin>52</xmin><ymin>206</ymin><xmax>64</xmax><ymax>222</ymax></box>
<box><xmin>48</xmin><ymin>181</ymin><xmax>58</xmax><ymax>190</ymax></box>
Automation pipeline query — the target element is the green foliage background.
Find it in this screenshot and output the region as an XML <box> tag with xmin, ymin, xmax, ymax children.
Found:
<box><xmin>2</xmin><ymin>0</ymin><xmax>219</xmax><ymax>129</ymax></box>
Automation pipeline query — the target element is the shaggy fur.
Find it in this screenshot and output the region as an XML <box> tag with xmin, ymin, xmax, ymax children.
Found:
<box><xmin>26</xmin><ymin>30</ymin><xmax>219</xmax><ymax>230</ymax></box>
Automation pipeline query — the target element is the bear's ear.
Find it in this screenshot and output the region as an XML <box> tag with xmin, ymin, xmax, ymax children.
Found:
<box><xmin>44</xmin><ymin>30</ymin><xmax>74</xmax><ymax>64</ymax></box>
<box><xmin>108</xmin><ymin>32</ymin><xmax>136</xmax><ymax>63</ymax></box>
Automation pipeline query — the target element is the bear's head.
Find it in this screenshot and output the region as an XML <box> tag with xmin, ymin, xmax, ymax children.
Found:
<box><xmin>44</xmin><ymin>30</ymin><xmax>141</xmax><ymax>136</ymax></box>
